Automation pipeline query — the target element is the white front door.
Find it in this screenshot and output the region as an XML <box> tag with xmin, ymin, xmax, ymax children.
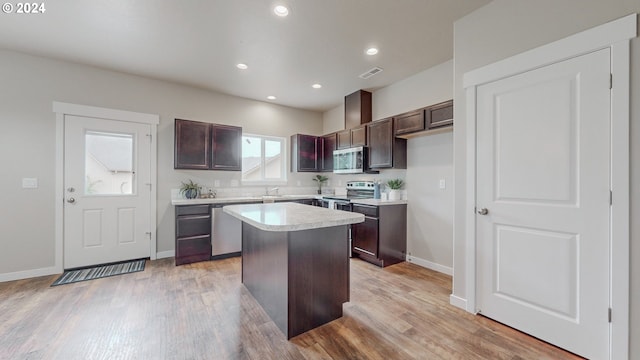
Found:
<box><xmin>64</xmin><ymin>115</ymin><xmax>152</xmax><ymax>269</ymax></box>
<box><xmin>475</xmin><ymin>48</ymin><xmax>611</xmax><ymax>359</ymax></box>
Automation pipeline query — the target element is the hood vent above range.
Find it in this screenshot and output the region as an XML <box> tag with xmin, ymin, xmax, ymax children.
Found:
<box><xmin>359</xmin><ymin>67</ymin><xmax>383</xmax><ymax>79</ymax></box>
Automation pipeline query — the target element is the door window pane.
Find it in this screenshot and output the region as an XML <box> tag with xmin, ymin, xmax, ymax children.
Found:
<box><xmin>85</xmin><ymin>131</ymin><xmax>134</xmax><ymax>195</ymax></box>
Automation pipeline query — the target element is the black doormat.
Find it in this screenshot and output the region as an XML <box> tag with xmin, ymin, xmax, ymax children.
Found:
<box><xmin>51</xmin><ymin>258</ymin><xmax>146</xmax><ymax>286</ymax></box>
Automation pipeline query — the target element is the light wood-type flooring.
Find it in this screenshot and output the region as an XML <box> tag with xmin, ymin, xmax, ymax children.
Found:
<box><xmin>0</xmin><ymin>257</ymin><xmax>582</xmax><ymax>359</ymax></box>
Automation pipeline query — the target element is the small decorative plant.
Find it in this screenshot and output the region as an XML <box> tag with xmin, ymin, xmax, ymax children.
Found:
<box><xmin>386</xmin><ymin>179</ymin><xmax>404</xmax><ymax>200</ymax></box>
<box><xmin>386</xmin><ymin>178</ymin><xmax>404</xmax><ymax>190</ymax></box>
<box><xmin>312</xmin><ymin>174</ymin><xmax>329</xmax><ymax>194</ymax></box>
<box><xmin>180</xmin><ymin>179</ymin><xmax>201</xmax><ymax>199</ymax></box>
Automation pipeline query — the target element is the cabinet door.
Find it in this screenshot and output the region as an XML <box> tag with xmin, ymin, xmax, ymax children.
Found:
<box><xmin>426</xmin><ymin>100</ymin><xmax>453</xmax><ymax>128</ymax></box>
<box><xmin>367</xmin><ymin>118</ymin><xmax>394</xmax><ymax>168</ymax></box>
<box><xmin>295</xmin><ymin>134</ymin><xmax>318</xmax><ymax>172</ymax></box>
<box><xmin>352</xmin><ymin>217</ymin><xmax>378</xmax><ymax>257</ymax></box>
<box><xmin>211</xmin><ymin>125</ymin><xmax>242</xmax><ymax>171</ymax></box>
<box><xmin>345</xmin><ymin>90</ymin><xmax>372</xmax><ymax>129</ymax></box>
<box><xmin>174</xmin><ymin>119</ymin><xmax>210</xmax><ymax>169</ymax></box>
<box><xmin>336</xmin><ymin>130</ymin><xmax>351</xmax><ymax>149</ymax></box>
<box><xmin>320</xmin><ymin>133</ymin><xmax>336</xmax><ymax>172</ymax></box>
<box><xmin>394</xmin><ymin>110</ymin><xmax>425</xmax><ymax>135</ymax></box>
<box><xmin>350</xmin><ymin>125</ymin><xmax>367</xmax><ymax>147</ymax></box>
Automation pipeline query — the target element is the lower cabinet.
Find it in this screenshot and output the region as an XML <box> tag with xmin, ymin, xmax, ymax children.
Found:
<box><xmin>351</xmin><ymin>203</ymin><xmax>406</xmax><ymax>267</ymax></box>
<box><xmin>175</xmin><ymin>205</ymin><xmax>212</xmax><ymax>265</ymax></box>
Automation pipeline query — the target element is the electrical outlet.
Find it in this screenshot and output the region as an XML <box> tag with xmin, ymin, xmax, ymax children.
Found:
<box><xmin>297</xmin><ymin>181</ymin><xmax>301</xmax><ymax>186</ymax></box>
<box><xmin>439</xmin><ymin>179</ymin><xmax>446</xmax><ymax>189</ymax></box>
<box><xmin>214</xmin><ymin>180</ymin><xmax>220</xmax><ymax>187</ymax></box>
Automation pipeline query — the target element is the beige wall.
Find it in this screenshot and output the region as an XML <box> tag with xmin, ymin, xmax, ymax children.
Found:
<box><xmin>453</xmin><ymin>1</ymin><xmax>639</xmax><ymax>357</ymax></box>
<box><xmin>0</xmin><ymin>50</ymin><xmax>322</xmax><ymax>276</ymax></box>
<box><xmin>322</xmin><ymin>60</ymin><xmax>454</xmax><ymax>271</ymax></box>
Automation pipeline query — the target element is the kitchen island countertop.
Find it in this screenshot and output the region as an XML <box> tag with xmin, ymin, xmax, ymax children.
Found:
<box><xmin>223</xmin><ymin>202</ymin><xmax>364</xmax><ymax>232</ymax></box>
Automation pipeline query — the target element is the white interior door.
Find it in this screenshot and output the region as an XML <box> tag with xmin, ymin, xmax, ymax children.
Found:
<box><xmin>475</xmin><ymin>48</ymin><xmax>611</xmax><ymax>359</ymax></box>
<box><xmin>64</xmin><ymin>115</ymin><xmax>152</xmax><ymax>269</ymax></box>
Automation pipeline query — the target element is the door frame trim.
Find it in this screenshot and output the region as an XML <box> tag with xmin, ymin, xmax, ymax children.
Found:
<box><xmin>462</xmin><ymin>14</ymin><xmax>636</xmax><ymax>360</ymax></box>
<box><xmin>53</xmin><ymin>102</ymin><xmax>160</xmax><ymax>272</ymax></box>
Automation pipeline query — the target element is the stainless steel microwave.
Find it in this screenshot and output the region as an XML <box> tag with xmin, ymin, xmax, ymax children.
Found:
<box><xmin>333</xmin><ymin>146</ymin><xmax>368</xmax><ymax>174</ymax></box>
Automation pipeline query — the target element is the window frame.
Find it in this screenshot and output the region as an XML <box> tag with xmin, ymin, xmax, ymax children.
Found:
<box><xmin>240</xmin><ymin>133</ymin><xmax>288</xmax><ymax>185</ymax></box>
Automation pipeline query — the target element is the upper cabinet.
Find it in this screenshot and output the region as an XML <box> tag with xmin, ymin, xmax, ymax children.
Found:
<box><xmin>345</xmin><ymin>90</ymin><xmax>372</xmax><ymax>129</ymax></box>
<box><xmin>291</xmin><ymin>134</ymin><xmax>319</xmax><ymax>172</ymax></box>
<box><xmin>426</xmin><ymin>100</ymin><xmax>454</xmax><ymax>128</ymax></box>
<box><xmin>394</xmin><ymin>100</ymin><xmax>454</xmax><ymax>138</ymax></box>
<box><xmin>367</xmin><ymin>118</ymin><xmax>407</xmax><ymax>169</ymax></box>
<box><xmin>320</xmin><ymin>133</ymin><xmax>336</xmax><ymax>172</ymax></box>
<box><xmin>175</xmin><ymin>119</ymin><xmax>211</xmax><ymax>170</ymax></box>
<box><xmin>336</xmin><ymin>124</ymin><xmax>367</xmax><ymax>150</ymax></box>
<box><xmin>394</xmin><ymin>110</ymin><xmax>425</xmax><ymax>136</ymax></box>
<box><xmin>174</xmin><ymin>119</ymin><xmax>242</xmax><ymax>171</ymax></box>
<box><xmin>211</xmin><ymin>125</ymin><xmax>242</xmax><ymax>170</ymax></box>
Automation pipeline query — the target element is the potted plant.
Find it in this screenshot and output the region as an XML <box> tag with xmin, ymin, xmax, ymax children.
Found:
<box><xmin>312</xmin><ymin>174</ymin><xmax>329</xmax><ymax>194</ymax></box>
<box><xmin>386</xmin><ymin>178</ymin><xmax>404</xmax><ymax>200</ymax></box>
<box><xmin>180</xmin><ymin>179</ymin><xmax>201</xmax><ymax>199</ymax></box>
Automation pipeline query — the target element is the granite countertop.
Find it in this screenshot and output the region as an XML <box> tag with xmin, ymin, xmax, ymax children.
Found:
<box><xmin>350</xmin><ymin>199</ymin><xmax>408</xmax><ymax>206</ymax></box>
<box><xmin>171</xmin><ymin>194</ymin><xmax>320</xmax><ymax>206</ymax></box>
<box><xmin>223</xmin><ymin>202</ymin><xmax>364</xmax><ymax>232</ymax></box>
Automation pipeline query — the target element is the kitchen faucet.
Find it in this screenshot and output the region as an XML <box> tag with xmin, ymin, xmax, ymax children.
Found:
<box><xmin>265</xmin><ymin>187</ymin><xmax>279</xmax><ymax>195</ymax></box>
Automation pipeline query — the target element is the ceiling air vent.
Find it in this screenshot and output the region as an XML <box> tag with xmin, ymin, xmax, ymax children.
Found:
<box><xmin>359</xmin><ymin>67</ymin><xmax>383</xmax><ymax>79</ymax></box>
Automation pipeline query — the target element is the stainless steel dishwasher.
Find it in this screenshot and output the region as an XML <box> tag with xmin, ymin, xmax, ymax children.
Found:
<box><xmin>211</xmin><ymin>204</ymin><xmax>242</xmax><ymax>258</ymax></box>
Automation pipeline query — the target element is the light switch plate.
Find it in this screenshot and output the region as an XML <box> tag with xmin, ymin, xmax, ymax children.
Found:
<box><xmin>439</xmin><ymin>179</ymin><xmax>446</xmax><ymax>189</ymax></box>
<box><xmin>22</xmin><ymin>177</ymin><xmax>38</xmax><ymax>189</ymax></box>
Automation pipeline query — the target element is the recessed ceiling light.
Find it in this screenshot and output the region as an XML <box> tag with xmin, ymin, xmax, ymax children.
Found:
<box><xmin>273</xmin><ymin>5</ymin><xmax>289</xmax><ymax>17</ymax></box>
<box><xmin>267</xmin><ymin>95</ymin><xmax>277</xmax><ymax>100</ymax></box>
<box><xmin>236</xmin><ymin>63</ymin><xmax>248</xmax><ymax>70</ymax></box>
<box><xmin>366</xmin><ymin>48</ymin><xmax>379</xmax><ymax>56</ymax></box>
<box><xmin>312</xmin><ymin>84</ymin><xmax>322</xmax><ymax>89</ymax></box>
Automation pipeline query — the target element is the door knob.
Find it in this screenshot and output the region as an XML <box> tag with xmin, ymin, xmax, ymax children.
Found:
<box><xmin>476</xmin><ymin>208</ymin><xmax>489</xmax><ymax>215</ymax></box>
<box><xmin>67</xmin><ymin>197</ymin><xmax>76</xmax><ymax>204</ymax></box>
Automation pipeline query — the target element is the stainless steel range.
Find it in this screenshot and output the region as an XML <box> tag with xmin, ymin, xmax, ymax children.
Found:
<box><xmin>323</xmin><ymin>181</ymin><xmax>375</xmax><ymax>210</ymax></box>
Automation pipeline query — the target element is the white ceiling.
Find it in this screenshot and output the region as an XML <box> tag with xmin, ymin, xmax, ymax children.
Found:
<box><xmin>0</xmin><ymin>0</ymin><xmax>490</xmax><ymax>112</ymax></box>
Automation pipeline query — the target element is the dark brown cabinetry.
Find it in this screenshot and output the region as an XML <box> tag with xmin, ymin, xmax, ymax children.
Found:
<box><xmin>174</xmin><ymin>119</ymin><xmax>242</xmax><ymax>171</ymax></box>
<box><xmin>175</xmin><ymin>205</ymin><xmax>212</xmax><ymax>265</ymax></box>
<box><xmin>367</xmin><ymin>118</ymin><xmax>407</xmax><ymax>169</ymax></box>
<box><xmin>426</xmin><ymin>100</ymin><xmax>454</xmax><ymax>128</ymax></box>
<box><xmin>351</xmin><ymin>203</ymin><xmax>407</xmax><ymax>267</ymax></box>
<box><xmin>291</xmin><ymin>133</ymin><xmax>336</xmax><ymax>172</ymax></box>
<box><xmin>291</xmin><ymin>134</ymin><xmax>318</xmax><ymax>172</ymax></box>
<box><xmin>345</xmin><ymin>90</ymin><xmax>372</xmax><ymax>129</ymax></box>
<box><xmin>336</xmin><ymin>125</ymin><xmax>367</xmax><ymax>150</ymax></box>
<box><xmin>320</xmin><ymin>133</ymin><xmax>336</xmax><ymax>172</ymax></box>
<box><xmin>174</xmin><ymin>119</ymin><xmax>211</xmax><ymax>170</ymax></box>
<box><xmin>211</xmin><ymin>125</ymin><xmax>242</xmax><ymax>170</ymax></box>
<box><xmin>394</xmin><ymin>100</ymin><xmax>454</xmax><ymax>138</ymax></box>
<box><xmin>394</xmin><ymin>110</ymin><xmax>425</xmax><ymax>136</ymax></box>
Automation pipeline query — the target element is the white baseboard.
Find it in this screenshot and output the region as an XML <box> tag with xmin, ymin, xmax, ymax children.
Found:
<box><xmin>449</xmin><ymin>294</ymin><xmax>468</xmax><ymax>310</ymax></box>
<box><xmin>156</xmin><ymin>250</ymin><xmax>175</xmax><ymax>259</ymax></box>
<box><xmin>0</xmin><ymin>265</ymin><xmax>61</xmax><ymax>283</ymax></box>
<box><xmin>406</xmin><ymin>255</ymin><xmax>453</xmax><ymax>275</ymax></box>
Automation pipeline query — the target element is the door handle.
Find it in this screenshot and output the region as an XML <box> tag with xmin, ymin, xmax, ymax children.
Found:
<box><xmin>67</xmin><ymin>197</ymin><xmax>76</xmax><ymax>204</ymax></box>
<box><xmin>476</xmin><ymin>207</ymin><xmax>489</xmax><ymax>215</ymax></box>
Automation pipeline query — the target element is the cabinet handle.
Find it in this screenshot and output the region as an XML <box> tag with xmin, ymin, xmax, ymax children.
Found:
<box><xmin>354</xmin><ymin>247</ymin><xmax>375</xmax><ymax>256</ymax></box>
<box><xmin>180</xmin><ymin>215</ymin><xmax>211</xmax><ymax>220</ymax></box>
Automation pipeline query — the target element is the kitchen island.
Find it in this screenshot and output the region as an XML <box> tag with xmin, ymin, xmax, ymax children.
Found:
<box><xmin>223</xmin><ymin>202</ymin><xmax>364</xmax><ymax>339</ymax></box>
